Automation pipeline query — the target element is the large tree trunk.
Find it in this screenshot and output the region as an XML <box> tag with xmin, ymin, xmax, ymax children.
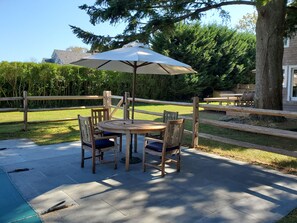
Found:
<box><xmin>255</xmin><ymin>0</ymin><xmax>287</xmax><ymax>110</ymax></box>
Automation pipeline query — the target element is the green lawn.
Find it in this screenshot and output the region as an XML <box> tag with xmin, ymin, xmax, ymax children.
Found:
<box><xmin>0</xmin><ymin>104</ymin><xmax>296</xmax><ymax>221</ymax></box>
<box><xmin>277</xmin><ymin>208</ymin><xmax>297</xmax><ymax>223</ymax></box>
<box><xmin>0</xmin><ymin>104</ymin><xmax>296</xmax><ymax>175</ymax></box>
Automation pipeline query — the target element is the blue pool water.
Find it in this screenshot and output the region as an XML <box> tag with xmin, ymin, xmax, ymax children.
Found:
<box><xmin>0</xmin><ymin>169</ymin><xmax>41</xmax><ymax>223</ymax></box>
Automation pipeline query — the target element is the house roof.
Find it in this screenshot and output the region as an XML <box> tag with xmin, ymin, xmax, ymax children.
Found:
<box><xmin>51</xmin><ymin>50</ymin><xmax>92</xmax><ymax>65</ymax></box>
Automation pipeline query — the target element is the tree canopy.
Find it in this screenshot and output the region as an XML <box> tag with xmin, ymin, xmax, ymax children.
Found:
<box><xmin>151</xmin><ymin>23</ymin><xmax>255</xmax><ymax>94</ymax></box>
<box><xmin>70</xmin><ymin>0</ymin><xmax>297</xmax><ymax>110</ymax></box>
<box><xmin>70</xmin><ymin>0</ymin><xmax>296</xmax><ymax>50</ymax></box>
<box><xmin>0</xmin><ymin>23</ymin><xmax>256</xmax><ymax>105</ymax></box>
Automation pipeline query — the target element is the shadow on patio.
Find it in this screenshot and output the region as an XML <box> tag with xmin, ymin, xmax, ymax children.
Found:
<box><xmin>0</xmin><ymin>137</ymin><xmax>296</xmax><ymax>223</ymax></box>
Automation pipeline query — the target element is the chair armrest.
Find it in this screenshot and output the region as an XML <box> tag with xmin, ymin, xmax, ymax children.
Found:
<box><xmin>94</xmin><ymin>129</ymin><xmax>103</xmax><ymax>136</ymax></box>
<box><xmin>144</xmin><ymin>137</ymin><xmax>163</xmax><ymax>143</ymax></box>
<box><xmin>94</xmin><ymin>135</ymin><xmax>118</xmax><ymax>141</ymax></box>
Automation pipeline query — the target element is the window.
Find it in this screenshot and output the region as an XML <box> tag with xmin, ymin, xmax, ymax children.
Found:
<box><xmin>283</xmin><ymin>67</ymin><xmax>287</xmax><ymax>88</ymax></box>
<box><xmin>288</xmin><ymin>66</ymin><xmax>297</xmax><ymax>101</ymax></box>
<box><xmin>292</xmin><ymin>69</ymin><xmax>297</xmax><ymax>98</ymax></box>
<box><xmin>284</xmin><ymin>38</ymin><xmax>290</xmax><ymax>48</ymax></box>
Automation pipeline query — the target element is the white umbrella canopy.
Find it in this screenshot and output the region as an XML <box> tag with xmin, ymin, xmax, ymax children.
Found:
<box><xmin>72</xmin><ymin>42</ymin><xmax>196</xmax><ymax>75</ymax></box>
<box><xmin>72</xmin><ymin>41</ymin><xmax>196</xmax><ymax>120</ymax></box>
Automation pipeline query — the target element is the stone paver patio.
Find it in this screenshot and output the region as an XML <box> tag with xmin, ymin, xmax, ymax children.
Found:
<box><xmin>0</xmin><ymin>137</ymin><xmax>296</xmax><ymax>223</ymax></box>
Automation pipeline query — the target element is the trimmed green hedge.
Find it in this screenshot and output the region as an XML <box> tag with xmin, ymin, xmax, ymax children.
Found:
<box><xmin>0</xmin><ymin>62</ymin><xmax>125</xmax><ymax>108</ymax></box>
<box><xmin>0</xmin><ymin>25</ymin><xmax>256</xmax><ymax>108</ymax></box>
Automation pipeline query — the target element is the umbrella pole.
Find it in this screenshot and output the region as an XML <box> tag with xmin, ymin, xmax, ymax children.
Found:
<box><xmin>131</xmin><ymin>63</ymin><xmax>137</xmax><ymax>123</ymax></box>
<box><xmin>130</xmin><ymin>63</ymin><xmax>141</xmax><ymax>164</ymax></box>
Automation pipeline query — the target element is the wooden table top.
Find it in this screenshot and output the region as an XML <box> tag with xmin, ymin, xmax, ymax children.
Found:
<box><xmin>98</xmin><ymin>119</ymin><xmax>166</xmax><ymax>134</ymax></box>
<box><xmin>220</xmin><ymin>93</ymin><xmax>243</xmax><ymax>97</ymax></box>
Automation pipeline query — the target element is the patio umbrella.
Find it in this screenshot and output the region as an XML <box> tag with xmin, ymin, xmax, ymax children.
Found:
<box><xmin>71</xmin><ymin>41</ymin><xmax>196</xmax><ymax>121</ymax></box>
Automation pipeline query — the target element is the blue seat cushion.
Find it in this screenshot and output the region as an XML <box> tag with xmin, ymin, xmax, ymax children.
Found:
<box><xmin>146</xmin><ymin>142</ymin><xmax>179</xmax><ymax>152</ymax></box>
<box><xmin>103</xmin><ymin>131</ymin><xmax>122</xmax><ymax>137</ymax></box>
<box><xmin>84</xmin><ymin>139</ymin><xmax>114</xmax><ymax>148</ymax></box>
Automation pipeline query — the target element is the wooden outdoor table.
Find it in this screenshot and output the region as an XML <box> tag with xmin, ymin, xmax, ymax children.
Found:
<box><xmin>205</xmin><ymin>93</ymin><xmax>243</xmax><ymax>105</ymax></box>
<box><xmin>220</xmin><ymin>93</ymin><xmax>243</xmax><ymax>99</ymax></box>
<box><xmin>98</xmin><ymin>119</ymin><xmax>166</xmax><ymax>171</ymax></box>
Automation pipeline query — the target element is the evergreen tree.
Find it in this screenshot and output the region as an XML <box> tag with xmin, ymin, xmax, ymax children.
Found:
<box><xmin>70</xmin><ymin>0</ymin><xmax>297</xmax><ymax>110</ymax></box>
<box><xmin>151</xmin><ymin>23</ymin><xmax>255</xmax><ymax>98</ymax></box>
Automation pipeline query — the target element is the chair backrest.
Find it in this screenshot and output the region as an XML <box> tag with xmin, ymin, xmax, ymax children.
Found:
<box><xmin>163</xmin><ymin>110</ymin><xmax>179</xmax><ymax>123</ymax></box>
<box><xmin>91</xmin><ymin>108</ymin><xmax>110</xmax><ymax>126</ymax></box>
<box><xmin>163</xmin><ymin>119</ymin><xmax>185</xmax><ymax>149</ymax></box>
<box><xmin>78</xmin><ymin>115</ymin><xmax>94</xmax><ymax>146</ymax></box>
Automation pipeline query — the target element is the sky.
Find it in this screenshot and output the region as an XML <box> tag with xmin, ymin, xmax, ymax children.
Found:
<box><xmin>0</xmin><ymin>1</ymin><xmax>255</xmax><ymax>63</ymax></box>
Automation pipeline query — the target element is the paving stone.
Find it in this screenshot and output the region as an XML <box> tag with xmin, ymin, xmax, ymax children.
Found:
<box><xmin>0</xmin><ymin>138</ymin><xmax>296</xmax><ymax>223</ymax></box>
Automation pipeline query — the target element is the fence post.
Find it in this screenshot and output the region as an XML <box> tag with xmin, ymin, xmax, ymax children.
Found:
<box><xmin>23</xmin><ymin>91</ymin><xmax>28</xmax><ymax>131</ymax></box>
<box><xmin>124</xmin><ymin>92</ymin><xmax>130</xmax><ymax>120</ymax></box>
<box><xmin>192</xmin><ymin>96</ymin><xmax>199</xmax><ymax>148</ymax></box>
<box><xmin>103</xmin><ymin>90</ymin><xmax>112</xmax><ymax>117</ymax></box>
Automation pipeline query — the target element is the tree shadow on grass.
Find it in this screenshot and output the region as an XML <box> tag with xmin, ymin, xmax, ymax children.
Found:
<box><xmin>0</xmin><ymin>121</ymin><xmax>80</xmax><ymax>145</ymax></box>
<box><xmin>198</xmin><ymin>137</ymin><xmax>297</xmax><ymax>175</ymax></box>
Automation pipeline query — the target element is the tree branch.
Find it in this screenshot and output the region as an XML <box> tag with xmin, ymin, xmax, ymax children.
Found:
<box><xmin>174</xmin><ymin>1</ymin><xmax>256</xmax><ymax>22</ymax></box>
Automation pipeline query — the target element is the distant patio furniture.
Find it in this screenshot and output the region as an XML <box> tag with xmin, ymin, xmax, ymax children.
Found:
<box><xmin>78</xmin><ymin>115</ymin><xmax>118</xmax><ymax>173</ymax></box>
<box><xmin>238</xmin><ymin>91</ymin><xmax>255</xmax><ymax>107</ymax></box>
<box><xmin>143</xmin><ymin>119</ymin><xmax>185</xmax><ymax>177</ymax></box>
<box><xmin>91</xmin><ymin>108</ymin><xmax>123</xmax><ymax>151</ymax></box>
<box><xmin>204</xmin><ymin>91</ymin><xmax>255</xmax><ymax>107</ymax></box>
<box><xmin>204</xmin><ymin>94</ymin><xmax>242</xmax><ymax>105</ymax></box>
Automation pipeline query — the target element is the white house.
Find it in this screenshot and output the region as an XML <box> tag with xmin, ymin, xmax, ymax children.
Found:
<box><xmin>283</xmin><ymin>35</ymin><xmax>297</xmax><ymax>111</ymax></box>
<box><xmin>42</xmin><ymin>50</ymin><xmax>91</xmax><ymax>65</ymax></box>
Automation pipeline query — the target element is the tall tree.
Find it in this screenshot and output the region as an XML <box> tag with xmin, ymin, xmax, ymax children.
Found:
<box><xmin>151</xmin><ymin>23</ymin><xmax>256</xmax><ymax>94</ymax></box>
<box><xmin>70</xmin><ymin>0</ymin><xmax>297</xmax><ymax>110</ymax></box>
<box><xmin>255</xmin><ymin>0</ymin><xmax>286</xmax><ymax>109</ymax></box>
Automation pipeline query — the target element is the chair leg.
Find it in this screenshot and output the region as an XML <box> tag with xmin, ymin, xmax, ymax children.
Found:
<box><xmin>81</xmin><ymin>148</ymin><xmax>84</xmax><ymax>168</ymax></box>
<box><xmin>143</xmin><ymin>150</ymin><xmax>147</xmax><ymax>172</ymax></box>
<box><xmin>134</xmin><ymin>134</ymin><xmax>138</xmax><ymax>153</ymax></box>
<box><xmin>100</xmin><ymin>152</ymin><xmax>104</xmax><ymax>161</ymax></box>
<box><xmin>114</xmin><ymin>149</ymin><xmax>118</xmax><ymax>169</ymax></box>
<box><xmin>177</xmin><ymin>153</ymin><xmax>181</xmax><ymax>172</ymax></box>
<box><xmin>161</xmin><ymin>154</ymin><xmax>166</xmax><ymax>177</ymax></box>
<box><xmin>119</xmin><ymin>135</ymin><xmax>122</xmax><ymax>152</ymax></box>
<box><xmin>92</xmin><ymin>149</ymin><xmax>96</xmax><ymax>174</ymax></box>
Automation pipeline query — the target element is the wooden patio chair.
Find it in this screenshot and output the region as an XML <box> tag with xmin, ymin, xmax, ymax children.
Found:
<box><xmin>143</xmin><ymin>119</ymin><xmax>185</xmax><ymax>177</ymax></box>
<box><xmin>163</xmin><ymin>110</ymin><xmax>179</xmax><ymax>123</ymax></box>
<box><xmin>147</xmin><ymin>110</ymin><xmax>179</xmax><ymax>139</ymax></box>
<box><xmin>78</xmin><ymin>115</ymin><xmax>118</xmax><ymax>173</ymax></box>
<box><xmin>91</xmin><ymin>108</ymin><xmax>123</xmax><ymax>151</ymax></box>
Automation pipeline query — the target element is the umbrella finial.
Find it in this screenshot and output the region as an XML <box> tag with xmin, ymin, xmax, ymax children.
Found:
<box><xmin>123</xmin><ymin>41</ymin><xmax>149</xmax><ymax>49</ymax></box>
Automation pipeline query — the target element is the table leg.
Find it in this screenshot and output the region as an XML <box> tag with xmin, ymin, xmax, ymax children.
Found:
<box><xmin>134</xmin><ymin>134</ymin><xmax>138</xmax><ymax>153</ymax></box>
<box><xmin>125</xmin><ymin>131</ymin><xmax>131</xmax><ymax>171</ymax></box>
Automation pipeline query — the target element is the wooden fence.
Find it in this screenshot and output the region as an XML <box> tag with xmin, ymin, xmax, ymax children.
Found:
<box><xmin>199</xmin><ymin>104</ymin><xmax>297</xmax><ymax>158</ymax></box>
<box><xmin>122</xmin><ymin>95</ymin><xmax>297</xmax><ymax>158</ymax></box>
<box><xmin>0</xmin><ymin>91</ymin><xmax>199</xmax><ymax>147</ymax></box>
<box><xmin>1</xmin><ymin>91</ymin><xmax>297</xmax><ymax>157</ymax></box>
<box><xmin>1</xmin><ymin>91</ymin><xmax>107</xmax><ymax>131</ymax></box>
